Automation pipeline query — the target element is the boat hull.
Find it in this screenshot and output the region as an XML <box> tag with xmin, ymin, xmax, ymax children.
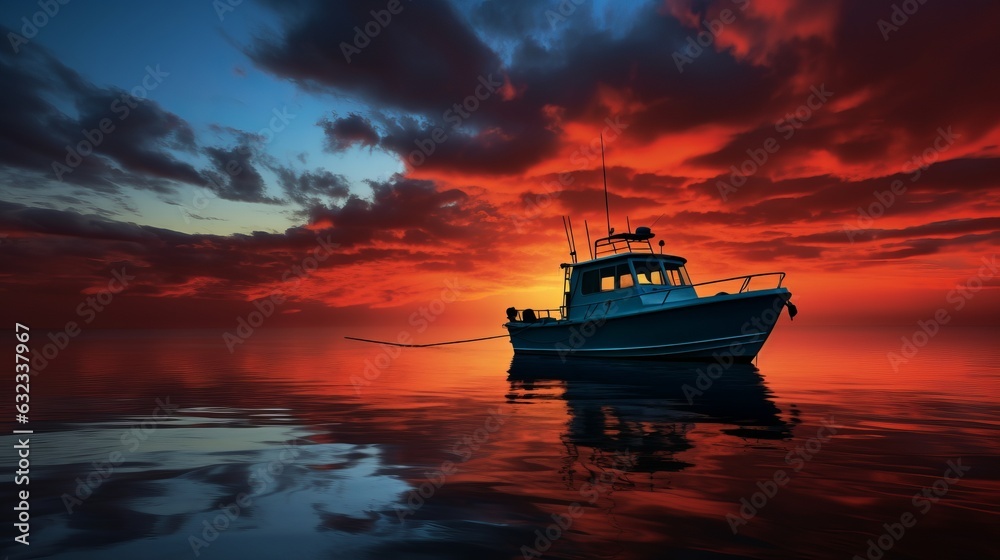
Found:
<box><xmin>505</xmin><ymin>289</ymin><xmax>791</xmax><ymax>361</ymax></box>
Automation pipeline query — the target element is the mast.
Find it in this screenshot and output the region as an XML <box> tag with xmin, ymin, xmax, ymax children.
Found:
<box><xmin>601</xmin><ymin>133</ymin><xmax>611</xmax><ymax>236</ymax></box>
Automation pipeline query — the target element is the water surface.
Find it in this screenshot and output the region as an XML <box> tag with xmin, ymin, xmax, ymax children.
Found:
<box><xmin>3</xmin><ymin>325</ymin><xmax>998</xmax><ymax>559</ymax></box>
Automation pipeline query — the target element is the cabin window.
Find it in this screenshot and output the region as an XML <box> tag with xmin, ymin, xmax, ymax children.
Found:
<box><xmin>617</xmin><ymin>264</ymin><xmax>634</xmax><ymax>289</ymax></box>
<box><xmin>581</xmin><ymin>264</ymin><xmax>636</xmax><ymax>294</ymax></box>
<box><xmin>665</xmin><ymin>266</ymin><xmax>693</xmax><ymax>286</ymax></box>
<box><xmin>633</xmin><ymin>261</ymin><xmax>665</xmax><ymax>285</ymax></box>
<box><xmin>601</xmin><ymin>267</ymin><xmax>616</xmax><ymax>291</ymax></box>
<box><xmin>666</xmin><ymin>268</ymin><xmax>682</xmax><ymax>286</ymax></box>
<box><xmin>679</xmin><ymin>266</ymin><xmax>692</xmax><ymax>285</ymax></box>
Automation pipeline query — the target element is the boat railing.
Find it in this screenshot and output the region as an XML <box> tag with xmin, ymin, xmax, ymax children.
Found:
<box><xmin>689</xmin><ymin>271</ymin><xmax>786</xmax><ymax>296</ymax></box>
<box><xmin>593</xmin><ymin>237</ymin><xmax>655</xmax><ymax>258</ymax></box>
<box><xmin>507</xmin><ymin>272</ymin><xmax>785</xmax><ymax>323</ymax></box>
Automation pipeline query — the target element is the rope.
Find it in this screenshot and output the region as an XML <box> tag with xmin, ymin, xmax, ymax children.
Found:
<box><xmin>343</xmin><ymin>334</ymin><xmax>509</xmax><ymax>348</ymax></box>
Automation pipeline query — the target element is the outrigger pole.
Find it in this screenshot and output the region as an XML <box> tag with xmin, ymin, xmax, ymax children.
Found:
<box><xmin>562</xmin><ymin>216</ymin><xmax>578</xmax><ymax>264</ymax></box>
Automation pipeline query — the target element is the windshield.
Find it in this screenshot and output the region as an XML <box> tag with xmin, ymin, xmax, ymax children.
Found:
<box><xmin>664</xmin><ymin>265</ymin><xmax>692</xmax><ymax>286</ymax></box>
<box><xmin>632</xmin><ymin>261</ymin><xmax>665</xmax><ymax>285</ymax></box>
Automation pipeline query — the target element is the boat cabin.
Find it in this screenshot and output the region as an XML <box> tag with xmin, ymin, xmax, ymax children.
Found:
<box><xmin>559</xmin><ymin>227</ymin><xmax>698</xmax><ymax>321</ymax></box>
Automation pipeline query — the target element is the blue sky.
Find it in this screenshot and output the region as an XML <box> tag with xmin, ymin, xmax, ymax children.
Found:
<box><xmin>2</xmin><ymin>0</ymin><xmax>406</xmax><ymax>234</ymax></box>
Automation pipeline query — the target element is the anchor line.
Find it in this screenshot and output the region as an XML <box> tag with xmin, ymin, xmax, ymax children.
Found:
<box><xmin>343</xmin><ymin>334</ymin><xmax>509</xmax><ymax>348</ymax></box>
<box><xmin>344</xmin><ymin>323</ymin><xmax>566</xmax><ymax>348</ymax></box>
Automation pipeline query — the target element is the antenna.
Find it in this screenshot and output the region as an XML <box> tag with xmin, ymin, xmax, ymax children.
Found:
<box><xmin>601</xmin><ymin>133</ymin><xmax>611</xmax><ymax>236</ymax></box>
<box><xmin>584</xmin><ymin>220</ymin><xmax>593</xmax><ymax>260</ymax></box>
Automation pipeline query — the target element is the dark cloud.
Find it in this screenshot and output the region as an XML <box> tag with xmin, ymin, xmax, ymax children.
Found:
<box><xmin>203</xmin><ymin>144</ymin><xmax>278</xmax><ymax>204</ymax></box>
<box><xmin>273</xmin><ymin>166</ymin><xmax>351</xmax><ymax>205</ymax></box>
<box><xmin>865</xmin><ymin>232</ymin><xmax>1000</xmax><ymax>261</ymax></box>
<box><xmin>543</xmin><ymin>187</ymin><xmax>663</xmax><ymax>222</ymax></box>
<box><xmin>709</xmin><ymin>238</ymin><xmax>827</xmax><ymax>262</ymax></box>
<box><xmin>675</xmin><ymin>157</ymin><xmax>1000</xmax><ymax>228</ymax></box>
<box><xmin>685</xmin><ymin>0</ymin><xmax>1000</xmax><ymax>170</ymax></box>
<box><xmin>244</xmin><ymin>0</ymin><xmax>818</xmax><ymax>176</ymax></box>
<box><xmin>305</xmin><ymin>174</ymin><xmax>500</xmax><ymax>245</ymax></box>
<box><xmin>371</xmin><ymin>111</ymin><xmax>562</xmax><ymax>174</ymax></box>
<box><xmin>0</xmin><ymin>173</ymin><xmax>509</xmax><ymax>314</ymax></box>
<box><xmin>699</xmin><ymin>217</ymin><xmax>1000</xmax><ymax>266</ymax></box>
<box><xmin>0</xmin><ymin>197</ymin><xmax>333</xmax><ymax>306</ymax></box>
<box><xmin>0</xmin><ymin>34</ymin><xmax>333</xmax><ymax>208</ymax></box>
<box><xmin>829</xmin><ymin>0</ymin><xmax>1000</xmax><ymax>150</ymax></box>
<box><xmin>0</xmin><ymin>34</ymin><xmax>206</xmax><ymax>195</ymax></box>
<box><xmin>249</xmin><ymin>0</ymin><xmax>502</xmax><ymax>115</ymax></box>
<box><xmin>797</xmin><ymin>217</ymin><xmax>1000</xmax><ymax>246</ymax></box>
<box><xmin>319</xmin><ymin>113</ymin><xmax>381</xmax><ymax>152</ymax></box>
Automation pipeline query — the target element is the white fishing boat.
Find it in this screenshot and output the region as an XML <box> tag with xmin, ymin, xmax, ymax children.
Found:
<box><xmin>503</xmin><ymin>223</ymin><xmax>796</xmax><ymax>361</ymax></box>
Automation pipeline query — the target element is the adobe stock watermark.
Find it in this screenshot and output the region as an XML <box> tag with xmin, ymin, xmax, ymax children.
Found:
<box><xmin>350</xmin><ymin>278</ymin><xmax>463</xmax><ymax>394</ymax></box>
<box><xmin>726</xmin><ymin>416</ymin><xmax>837</xmax><ymax>534</ymax></box>
<box><xmin>340</xmin><ymin>0</ymin><xmax>412</xmax><ymax>63</ymax></box>
<box><xmin>672</xmin><ymin>0</ymin><xmax>749</xmax><ymax>73</ymax></box>
<box><xmin>520</xmin><ymin>450</ymin><xmax>638</xmax><ymax>558</ymax></box>
<box><xmin>512</xmin><ymin>115</ymin><xmax>628</xmax><ymax>233</ymax></box>
<box><xmin>177</xmin><ymin>187</ymin><xmax>221</xmax><ymax>225</ymax></box>
<box><xmin>887</xmin><ymin>254</ymin><xmax>997</xmax><ymax>372</ymax></box>
<box><xmin>6</xmin><ymin>0</ymin><xmax>71</xmax><ymax>54</ymax></box>
<box><xmin>60</xmin><ymin>397</ymin><xmax>179</xmax><ymax>514</ymax></box>
<box><xmin>188</xmin><ymin>439</ymin><xmax>302</xmax><ymax>556</ymax></box>
<box><xmin>52</xmin><ymin>64</ymin><xmax>169</xmax><ymax>181</ymax></box>
<box><xmin>394</xmin><ymin>408</ymin><xmax>507</xmax><ymax>521</ymax></box>
<box><xmin>843</xmin><ymin>126</ymin><xmax>958</xmax><ymax>243</ymax></box>
<box><xmin>717</xmin><ymin>84</ymin><xmax>834</xmax><ymax>201</ymax></box>
<box><xmin>222</xmin><ymin>235</ymin><xmax>339</xmax><ymax>352</ymax></box>
<box><xmin>851</xmin><ymin>458</ymin><xmax>970</xmax><ymax>560</ymax></box>
<box><xmin>405</xmin><ymin>73</ymin><xmax>504</xmax><ymax>168</ymax></box>
<box><xmin>553</xmin><ymin>301</ymin><xmax>621</xmax><ymax>362</ymax></box>
<box><xmin>30</xmin><ymin>267</ymin><xmax>135</xmax><ymax>375</ymax></box>
<box><xmin>877</xmin><ymin>0</ymin><xmax>931</xmax><ymax>41</ymax></box>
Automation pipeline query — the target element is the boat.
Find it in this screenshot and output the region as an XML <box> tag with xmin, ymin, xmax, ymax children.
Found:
<box><xmin>503</xmin><ymin>222</ymin><xmax>797</xmax><ymax>361</ymax></box>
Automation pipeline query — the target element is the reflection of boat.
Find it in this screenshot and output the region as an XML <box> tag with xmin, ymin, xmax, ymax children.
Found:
<box><xmin>507</xmin><ymin>355</ymin><xmax>793</xmax><ymax>474</ymax></box>
<box><xmin>504</xmin><ymin>226</ymin><xmax>797</xmax><ymax>361</ymax></box>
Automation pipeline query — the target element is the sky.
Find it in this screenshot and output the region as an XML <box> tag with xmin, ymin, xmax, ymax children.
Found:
<box><xmin>1</xmin><ymin>0</ymin><xmax>998</xmax><ymax>331</ymax></box>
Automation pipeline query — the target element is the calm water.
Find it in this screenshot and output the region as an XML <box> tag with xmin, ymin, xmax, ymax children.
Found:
<box><xmin>2</xmin><ymin>325</ymin><xmax>999</xmax><ymax>559</ymax></box>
